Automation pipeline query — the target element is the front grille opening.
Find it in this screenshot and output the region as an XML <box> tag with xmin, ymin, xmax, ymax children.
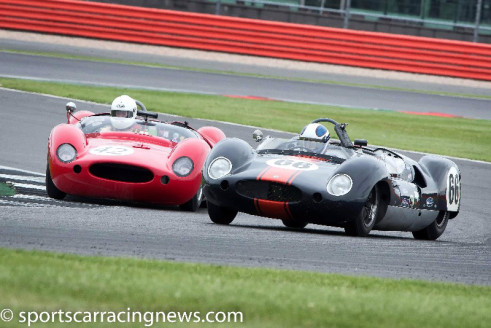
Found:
<box><xmin>236</xmin><ymin>180</ymin><xmax>302</xmax><ymax>202</ymax></box>
<box><xmin>89</xmin><ymin>163</ymin><xmax>154</xmax><ymax>183</ymax></box>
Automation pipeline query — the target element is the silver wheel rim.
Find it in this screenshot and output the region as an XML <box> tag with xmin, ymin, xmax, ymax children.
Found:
<box><xmin>363</xmin><ymin>189</ymin><xmax>377</xmax><ymax>228</ymax></box>
<box><xmin>436</xmin><ymin>212</ymin><xmax>449</xmax><ymax>228</ymax></box>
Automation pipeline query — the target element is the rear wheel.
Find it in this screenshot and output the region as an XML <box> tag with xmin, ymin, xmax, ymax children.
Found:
<box><xmin>281</xmin><ymin>219</ymin><xmax>308</xmax><ymax>229</ymax></box>
<box><xmin>45</xmin><ymin>164</ymin><xmax>66</xmax><ymax>200</ymax></box>
<box><xmin>208</xmin><ymin>202</ymin><xmax>237</xmax><ymax>225</ymax></box>
<box><xmin>412</xmin><ymin>211</ymin><xmax>449</xmax><ymax>240</ymax></box>
<box><xmin>179</xmin><ymin>186</ymin><xmax>203</xmax><ymax>212</ymax></box>
<box><xmin>345</xmin><ymin>185</ymin><xmax>380</xmax><ymax>237</ymax></box>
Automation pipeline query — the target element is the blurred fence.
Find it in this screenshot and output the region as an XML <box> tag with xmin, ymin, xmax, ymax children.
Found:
<box><xmin>210</xmin><ymin>0</ymin><xmax>490</xmax><ymax>42</ymax></box>
<box><xmin>1</xmin><ymin>0</ymin><xmax>490</xmax><ymax>80</ymax></box>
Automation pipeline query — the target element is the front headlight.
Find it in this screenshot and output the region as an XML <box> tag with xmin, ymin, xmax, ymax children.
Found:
<box><xmin>172</xmin><ymin>156</ymin><xmax>194</xmax><ymax>177</ymax></box>
<box><xmin>208</xmin><ymin>157</ymin><xmax>232</xmax><ymax>180</ymax></box>
<box><xmin>327</xmin><ymin>174</ymin><xmax>352</xmax><ymax>196</ymax></box>
<box><xmin>56</xmin><ymin>144</ymin><xmax>77</xmax><ymax>163</ymax></box>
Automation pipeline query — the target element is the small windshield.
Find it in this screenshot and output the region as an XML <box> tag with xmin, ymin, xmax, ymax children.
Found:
<box><xmin>257</xmin><ymin>137</ymin><xmax>353</xmax><ymax>161</ymax></box>
<box><xmin>78</xmin><ymin>115</ymin><xmax>198</xmax><ymax>143</ymax></box>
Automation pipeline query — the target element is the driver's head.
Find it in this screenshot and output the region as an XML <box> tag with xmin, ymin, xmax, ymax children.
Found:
<box><xmin>110</xmin><ymin>95</ymin><xmax>137</xmax><ymax>119</ymax></box>
<box><xmin>299</xmin><ymin>123</ymin><xmax>330</xmax><ymax>143</ymax></box>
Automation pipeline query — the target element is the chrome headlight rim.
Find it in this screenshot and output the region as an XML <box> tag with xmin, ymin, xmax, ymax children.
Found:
<box><xmin>326</xmin><ymin>173</ymin><xmax>353</xmax><ymax>196</ymax></box>
<box><xmin>56</xmin><ymin>143</ymin><xmax>77</xmax><ymax>163</ymax></box>
<box><xmin>172</xmin><ymin>156</ymin><xmax>194</xmax><ymax>177</ymax></box>
<box><xmin>208</xmin><ymin>156</ymin><xmax>232</xmax><ymax>180</ymax></box>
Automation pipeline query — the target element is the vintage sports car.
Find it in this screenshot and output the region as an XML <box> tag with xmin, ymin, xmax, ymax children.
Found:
<box><xmin>47</xmin><ymin>100</ymin><xmax>225</xmax><ymax>211</ymax></box>
<box><xmin>202</xmin><ymin>118</ymin><xmax>461</xmax><ymax>240</ymax></box>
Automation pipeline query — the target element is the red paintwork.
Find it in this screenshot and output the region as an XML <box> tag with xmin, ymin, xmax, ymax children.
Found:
<box><xmin>48</xmin><ymin>112</ymin><xmax>225</xmax><ymax>205</ymax></box>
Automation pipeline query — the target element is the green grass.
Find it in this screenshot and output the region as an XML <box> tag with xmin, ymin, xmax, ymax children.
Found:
<box><xmin>2</xmin><ymin>49</ymin><xmax>491</xmax><ymax>100</ymax></box>
<box><xmin>0</xmin><ymin>248</ymin><xmax>490</xmax><ymax>328</ymax></box>
<box><xmin>2</xmin><ymin>77</ymin><xmax>490</xmax><ymax>161</ymax></box>
<box><xmin>0</xmin><ymin>182</ymin><xmax>15</xmax><ymax>196</ymax></box>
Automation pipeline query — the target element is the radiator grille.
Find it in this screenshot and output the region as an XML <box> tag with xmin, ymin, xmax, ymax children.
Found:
<box><xmin>236</xmin><ymin>180</ymin><xmax>302</xmax><ymax>202</ymax></box>
<box><xmin>89</xmin><ymin>163</ymin><xmax>154</xmax><ymax>183</ymax></box>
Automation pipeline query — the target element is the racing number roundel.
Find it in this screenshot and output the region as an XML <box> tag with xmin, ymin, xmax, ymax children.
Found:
<box><xmin>90</xmin><ymin>145</ymin><xmax>134</xmax><ymax>156</ymax></box>
<box><xmin>446</xmin><ymin>166</ymin><xmax>460</xmax><ymax>212</ymax></box>
<box><xmin>266</xmin><ymin>158</ymin><xmax>318</xmax><ymax>171</ymax></box>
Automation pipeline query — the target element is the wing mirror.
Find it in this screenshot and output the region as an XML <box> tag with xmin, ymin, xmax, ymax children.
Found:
<box><xmin>66</xmin><ymin>102</ymin><xmax>77</xmax><ymax>123</ymax></box>
<box><xmin>253</xmin><ymin>129</ymin><xmax>263</xmax><ymax>142</ymax></box>
<box><xmin>66</xmin><ymin>102</ymin><xmax>77</xmax><ymax>113</ymax></box>
<box><xmin>354</xmin><ymin>139</ymin><xmax>368</xmax><ymax>147</ymax></box>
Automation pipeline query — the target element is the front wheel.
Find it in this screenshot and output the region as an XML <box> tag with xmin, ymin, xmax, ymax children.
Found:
<box><xmin>412</xmin><ymin>211</ymin><xmax>449</xmax><ymax>240</ymax></box>
<box><xmin>45</xmin><ymin>164</ymin><xmax>66</xmax><ymax>200</ymax></box>
<box><xmin>208</xmin><ymin>202</ymin><xmax>237</xmax><ymax>225</ymax></box>
<box><xmin>282</xmin><ymin>219</ymin><xmax>308</xmax><ymax>229</ymax></box>
<box><xmin>179</xmin><ymin>186</ymin><xmax>203</xmax><ymax>212</ymax></box>
<box><xmin>345</xmin><ymin>185</ymin><xmax>380</xmax><ymax>237</ymax></box>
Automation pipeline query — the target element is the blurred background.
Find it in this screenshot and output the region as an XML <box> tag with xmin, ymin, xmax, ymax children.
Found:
<box><xmin>89</xmin><ymin>0</ymin><xmax>491</xmax><ymax>43</ymax></box>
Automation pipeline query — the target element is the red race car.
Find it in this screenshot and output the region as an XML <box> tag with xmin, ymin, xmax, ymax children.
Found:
<box><xmin>46</xmin><ymin>97</ymin><xmax>225</xmax><ymax>211</ymax></box>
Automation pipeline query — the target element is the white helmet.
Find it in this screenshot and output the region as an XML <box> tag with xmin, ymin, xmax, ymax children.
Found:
<box><xmin>299</xmin><ymin>123</ymin><xmax>330</xmax><ymax>143</ymax></box>
<box><xmin>110</xmin><ymin>95</ymin><xmax>137</xmax><ymax>119</ymax></box>
<box><xmin>110</xmin><ymin>95</ymin><xmax>137</xmax><ymax>130</ymax></box>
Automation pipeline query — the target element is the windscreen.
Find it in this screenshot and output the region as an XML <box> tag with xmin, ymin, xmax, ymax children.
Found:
<box><xmin>257</xmin><ymin>137</ymin><xmax>353</xmax><ymax>161</ymax></box>
<box><xmin>78</xmin><ymin>116</ymin><xmax>198</xmax><ymax>143</ymax></box>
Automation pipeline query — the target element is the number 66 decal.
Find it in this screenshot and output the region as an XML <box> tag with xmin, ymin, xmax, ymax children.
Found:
<box><xmin>446</xmin><ymin>166</ymin><xmax>461</xmax><ymax>212</ymax></box>
<box><xmin>266</xmin><ymin>158</ymin><xmax>319</xmax><ymax>171</ymax></box>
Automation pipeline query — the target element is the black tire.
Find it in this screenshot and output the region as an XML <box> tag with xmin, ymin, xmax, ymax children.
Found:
<box><xmin>207</xmin><ymin>202</ymin><xmax>237</xmax><ymax>225</ymax></box>
<box><xmin>412</xmin><ymin>211</ymin><xmax>449</xmax><ymax>240</ymax></box>
<box><xmin>345</xmin><ymin>185</ymin><xmax>380</xmax><ymax>237</ymax></box>
<box><xmin>179</xmin><ymin>186</ymin><xmax>203</xmax><ymax>212</ymax></box>
<box><xmin>45</xmin><ymin>164</ymin><xmax>66</xmax><ymax>200</ymax></box>
<box><xmin>281</xmin><ymin>219</ymin><xmax>308</xmax><ymax>229</ymax></box>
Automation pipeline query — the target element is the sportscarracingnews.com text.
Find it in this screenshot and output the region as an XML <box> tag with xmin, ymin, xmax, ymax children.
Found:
<box><xmin>0</xmin><ymin>308</ymin><xmax>243</xmax><ymax>326</ymax></box>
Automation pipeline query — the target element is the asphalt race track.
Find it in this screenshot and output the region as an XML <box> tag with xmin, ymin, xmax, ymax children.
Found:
<box><xmin>1</xmin><ymin>52</ymin><xmax>491</xmax><ymax>120</ymax></box>
<box><xmin>1</xmin><ymin>88</ymin><xmax>490</xmax><ymax>286</ymax></box>
<box><xmin>0</xmin><ymin>37</ymin><xmax>490</xmax><ymax>285</ymax></box>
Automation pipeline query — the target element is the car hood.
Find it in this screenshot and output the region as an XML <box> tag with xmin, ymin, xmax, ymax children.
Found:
<box><xmin>234</xmin><ymin>153</ymin><xmax>342</xmax><ymax>186</ymax></box>
<box><xmin>79</xmin><ymin>135</ymin><xmax>173</xmax><ymax>168</ymax></box>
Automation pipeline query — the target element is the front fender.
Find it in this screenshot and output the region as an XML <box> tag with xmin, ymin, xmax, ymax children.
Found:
<box><xmin>337</xmin><ymin>155</ymin><xmax>389</xmax><ymax>201</ymax></box>
<box><xmin>48</xmin><ymin>124</ymin><xmax>87</xmax><ymax>163</ymax></box>
<box><xmin>167</xmin><ymin>138</ymin><xmax>211</xmax><ymax>181</ymax></box>
<box><xmin>203</xmin><ymin>138</ymin><xmax>254</xmax><ymax>181</ymax></box>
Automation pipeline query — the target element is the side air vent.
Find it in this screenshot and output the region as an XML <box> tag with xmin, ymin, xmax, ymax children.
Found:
<box><xmin>413</xmin><ymin>166</ymin><xmax>427</xmax><ymax>188</ymax></box>
<box><xmin>236</xmin><ymin>180</ymin><xmax>302</xmax><ymax>202</ymax></box>
<box><xmin>89</xmin><ymin>163</ymin><xmax>153</xmax><ymax>183</ymax></box>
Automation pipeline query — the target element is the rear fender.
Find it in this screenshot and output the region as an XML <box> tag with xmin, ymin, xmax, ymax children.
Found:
<box><xmin>419</xmin><ymin>155</ymin><xmax>461</xmax><ymax>214</ymax></box>
<box><xmin>197</xmin><ymin>126</ymin><xmax>226</xmax><ymax>147</ymax></box>
<box><xmin>69</xmin><ymin>110</ymin><xmax>94</xmax><ymax>124</ymax></box>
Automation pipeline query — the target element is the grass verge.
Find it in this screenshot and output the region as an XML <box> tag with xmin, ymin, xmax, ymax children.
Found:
<box><xmin>1</xmin><ymin>248</ymin><xmax>490</xmax><ymax>328</ymax></box>
<box><xmin>0</xmin><ymin>182</ymin><xmax>15</xmax><ymax>196</ymax></box>
<box><xmin>2</xmin><ymin>49</ymin><xmax>491</xmax><ymax>100</ymax></box>
<box><xmin>1</xmin><ymin>77</ymin><xmax>490</xmax><ymax>162</ymax></box>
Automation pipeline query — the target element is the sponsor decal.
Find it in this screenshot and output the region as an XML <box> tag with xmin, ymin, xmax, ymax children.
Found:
<box><xmin>89</xmin><ymin>145</ymin><xmax>134</xmax><ymax>156</ymax></box>
<box><xmin>426</xmin><ymin>197</ymin><xmax>434</xmax><ymax>208</ymax></box>
<box><xmin>401</xmin><ymin>197</ymin><xmax>410</xmax><ymax>208</ymax></box>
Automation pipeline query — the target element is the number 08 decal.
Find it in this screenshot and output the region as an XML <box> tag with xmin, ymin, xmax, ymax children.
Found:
<box><xmin>90</xmin><ymin>145</ymin><xmax>134</xmax><ymax>156</ymax></box>
<box><xmin>266</xmin><ymin>158</ymin><xmax>318</xmax><ymax>171</ymax></box>
<box><xmin>446</xmin><ymin>166</ymin><xmax>461</xmax><ymax>212</ymax></box>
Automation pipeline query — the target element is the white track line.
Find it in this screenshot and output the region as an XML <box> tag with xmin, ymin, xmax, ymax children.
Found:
<box><xmin>0</xmin><ymin>174</ymin><xmax>45</xmax><ymax>183</ymax></box>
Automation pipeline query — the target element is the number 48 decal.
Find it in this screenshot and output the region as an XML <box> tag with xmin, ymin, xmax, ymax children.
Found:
<box><xmin>446</xmin><ymin>167</ymin><xmax>460</xmax><ymax>212</ymax></box>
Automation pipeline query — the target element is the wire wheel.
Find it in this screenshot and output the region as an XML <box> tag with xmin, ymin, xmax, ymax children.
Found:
<box><xmin>345</xmin><ymin>185</ymin><xmax>380</xmax><ymax>237</ymax></box>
